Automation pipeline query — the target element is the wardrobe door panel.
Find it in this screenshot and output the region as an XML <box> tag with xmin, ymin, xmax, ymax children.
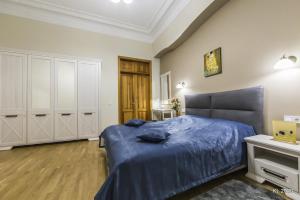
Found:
<box><xmin>78</xmin><ymin>112</ymin><xmax>98</xmax><ymax>138</ymax></box>
<box><xmin>0</xmin><ymin>53</ymin><xmax>27</xmax><ymax>112</ymax></box>
<box><xmin>78</xmin><ymin>61</ymin><xmax>99</xmax><ymax>138</ymax></box>
<box><xmin>31</xmin><ymin>58</ymin><xmax>51</xmax><ymax>109</ymax></box>
<box><xmin>55</xmin><ymin>59</ymin><xmax>77</xmax><ymax>110</ymax></box>
<box><xmin>55</xmin><ymin>113</ymin><xmax>77</xmax><ymax>140</ymax></box>
<box><xmin>28</xmin><ymin>56</ymin><xmax>54</xmax><ymax>144</ymax></box>
<box><xmin>0</xmin><ymin>115</ymin><xmax>26</xmax><ymax>145</ymax></box>
<box><xmin>55</xmin><ymin>59</ymin><xmax>77</xmax><ymax>140</ymax></box>
<box><xmin>0</xmin><ymin>52</ymin><xmax>27</xmax><ymax>146</ymax></box>
<box><xmin>28</xmin><ymin>114</ymin><xmax>53</xmax><ymax>143</ymax></box>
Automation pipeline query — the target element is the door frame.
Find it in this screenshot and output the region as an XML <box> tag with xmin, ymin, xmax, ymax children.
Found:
<box><xmin>118</xmin><ymin>56</ymin><xmax>152</xmax><ymax>124</ymax></box>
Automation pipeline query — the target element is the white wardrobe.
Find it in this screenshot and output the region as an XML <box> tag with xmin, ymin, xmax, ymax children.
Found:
<box><xmin>0</xmin><ymin>50</ymin><xmax>101</xmax><ymax>149</ymax></box>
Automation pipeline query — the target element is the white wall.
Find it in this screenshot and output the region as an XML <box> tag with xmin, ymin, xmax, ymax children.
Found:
<box><xmin>0</xmin><ymin>13</ymin><xmax>160</xmax><ymax>131</ymax></box>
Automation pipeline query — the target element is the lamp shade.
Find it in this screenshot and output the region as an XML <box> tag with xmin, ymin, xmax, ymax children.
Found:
<box><xmin>274</xmin><ymin>55</ymin><xmax>297</xmax><ymax>70</ymax></box>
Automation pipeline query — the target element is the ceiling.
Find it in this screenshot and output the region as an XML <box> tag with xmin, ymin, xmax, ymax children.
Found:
<box><xmin>0</xmin><ymin>0</ymin><xmax>191</xmax><ymax>42</ymax></box>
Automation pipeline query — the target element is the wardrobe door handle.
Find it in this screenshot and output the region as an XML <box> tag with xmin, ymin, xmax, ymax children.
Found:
<box><xmin>35</xmin><ymin>114</ymin><xmax>47</xmax><ymax>117</ymax></box>
<box><xmin>84</xmin><ymin>112</ymin><xmax>93</xmax><ymax>115</ymax></box>
<box><xmin>61</xmin><ymin>113</ymin><xmax>71</xmax><ymax>116</ymax></box>
<box><xmin>5</xmin><ymin>115</ymin><xmax>18</xmax><ymax>118</ymax></box>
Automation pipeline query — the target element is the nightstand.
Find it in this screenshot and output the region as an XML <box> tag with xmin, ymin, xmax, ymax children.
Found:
<box><xmin>245</xmin><ymin>135</ymin><xmax>300</xmax><ymax>200</ymax></box>
<box><xmin>152</xmin><ymin>108</ymin><xmax>174</xmax><ymax>121</ymax></box>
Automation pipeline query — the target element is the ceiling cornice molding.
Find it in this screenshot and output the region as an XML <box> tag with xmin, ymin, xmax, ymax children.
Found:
<box><xmin>151</xmin><ymin>0</ymin><xmax>191</xmax><ymax>39</ymax></box>
<box><xmin>0</xmin><ymin>0</ymin><xmax>153</xmax><ymax>42</ymax></box>
<box><xmin>0</xmin><ymin>0</ymin><xmax>191</xmax><ymax>43</ymax></box>
<box><xmin>9</xmin><ymin>0</ymin><xmax>148</xmax><ymax>33</ymax></box>
<box><xmin>145</xmin><ymin>0</ymin><xmax>174</xmax><ymax>32</ymax></box>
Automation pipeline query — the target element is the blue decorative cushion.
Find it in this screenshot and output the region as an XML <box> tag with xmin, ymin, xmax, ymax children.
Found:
<box><xmin>125</xmin><ymin>119</ymin><xmax>146</xmax><ymax>127</ymax></box>
<box><xmin>137</xmin><ymin>131</ymin><xmax>171</xmax><ymax>143</ymax></box>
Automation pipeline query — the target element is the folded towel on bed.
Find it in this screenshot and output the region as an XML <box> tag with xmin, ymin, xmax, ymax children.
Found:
<box><xmin>125</xmin><ymin>119</ymin><xmax>146</xmax><ymax>127</ymax></box>
<box><xmin>137</xmin><ymin>131</ymin><xmax>171</xmax><ymax>143</ymax></box>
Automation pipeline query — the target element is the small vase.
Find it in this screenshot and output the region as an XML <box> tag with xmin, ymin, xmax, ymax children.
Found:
<box><xmin>176</xmin><ymin>110</ymin><xmax>180</xmax><ymax>117</ymax></box>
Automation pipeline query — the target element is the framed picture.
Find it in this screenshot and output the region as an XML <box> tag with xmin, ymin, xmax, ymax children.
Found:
<box><xmin>204</xmin><ymin>47</ymin><xmax>222</xmax><ymax>77</ymax></box>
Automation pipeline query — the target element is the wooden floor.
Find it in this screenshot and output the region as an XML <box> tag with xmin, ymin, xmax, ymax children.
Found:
<box><xmin>0</xmin><ymin>141</ymin><xmax>107</xmax><ymax>200</ymax></box>
<box><xmin>0</xmin><ymin>140</ymin><xmax>289</xmax><ymax>200</ymax></box>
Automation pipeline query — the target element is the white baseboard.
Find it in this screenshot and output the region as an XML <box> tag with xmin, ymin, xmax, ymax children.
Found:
<box><xmin>88</xmin><ymin>137</ymin><xmax>99</xmax><ymax>141</ymax></box>
<box><xmin>0</xmin><ymin>146</ymin><xmax>13</xmax><ymax>151</ymax></box>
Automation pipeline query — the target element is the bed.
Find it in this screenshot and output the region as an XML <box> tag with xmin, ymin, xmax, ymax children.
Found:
<box><xmin>95</xmin><ymin>87</ymin><xmax>264</xmax><ymax>200</ymax></box>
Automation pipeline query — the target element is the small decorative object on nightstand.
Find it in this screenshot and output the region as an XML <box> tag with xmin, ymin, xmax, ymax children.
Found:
<box><xmin>273</xmin><ymin>120</ymin><xmax>297</xmax><ymax>144</ymax></box>
<box><xmin>245</xmin><ymin>135</ymin><xmax>300</xmax><ymax>200</ymax></box>
<box><xmin>171</xmin><ymin>97</ymin><xmax>181</xmax><ymax>116</ymax></box>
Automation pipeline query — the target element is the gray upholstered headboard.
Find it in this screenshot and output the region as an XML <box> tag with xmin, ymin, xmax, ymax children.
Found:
<box><xmin>185</xmin><ymin>87</ymin><xmax>264</xmax><ymax>134</ymax></box>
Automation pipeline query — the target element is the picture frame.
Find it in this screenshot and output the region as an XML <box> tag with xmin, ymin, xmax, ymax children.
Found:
<box><xmin>204</xmin><ymin>47</ymin><xmax>222</xmax><ymax>77</ymax></box>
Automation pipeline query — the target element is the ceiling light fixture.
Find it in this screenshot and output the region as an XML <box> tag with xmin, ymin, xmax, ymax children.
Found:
<box><xmin>123</xmin><ymin>0</ymin><xmax>133</xmax><ymax>4</ymax></box>
<box><xmin>111</xmin><ymin>0</ymin><xmax>120</xmax><ymax>3</ymax></box>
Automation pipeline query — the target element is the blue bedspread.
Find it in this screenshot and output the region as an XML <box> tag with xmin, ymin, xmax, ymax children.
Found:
<box><xmin>95</xmin><ymin>115</ymin><xmax>255</xmax><ymax>200</ymax></box>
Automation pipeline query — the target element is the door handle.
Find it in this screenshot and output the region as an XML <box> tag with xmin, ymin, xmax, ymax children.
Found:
<box><xmin>5</xmin><ymin>115</ymin><xmax>18</xmax><ymax>118</ymax></box>
<box><xmin>35</xmin><ymin>114</ymin><xmax>47</xmax><ymax>117</ymax></box>
<box><xmin>84</xmin><ymin>112</ymin><xmax>93</xmax><ymax>115</ymax></box>
<box><xmin>61</xmin><ymin>113</ymin><xmax>71</xmax><ymax>116</ymax></box>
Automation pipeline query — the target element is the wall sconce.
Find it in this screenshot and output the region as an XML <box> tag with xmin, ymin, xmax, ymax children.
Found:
<box><xmin>274</xmin><ymin>55</ymin><xmax>298</xmax><ymax>70</ymax></box>
<box><xmin>176</xmin><ymin>81</ymin><xmax>186</xmax><ymax>89</ymax></box>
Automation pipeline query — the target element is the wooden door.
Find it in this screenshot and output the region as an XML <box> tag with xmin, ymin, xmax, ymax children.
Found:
<box><xmin>54</xmin><ymin>58</ymin><xmax>78</xmax><ymax>140</ymax></box>
<box><xmin>119</xmin><ymin>57</ymin><xmax>151</xmax><ymax>124</ymax></box>
<box><xmin>134</xmin><ymin>75</ymin><xmax>150</xmax><ymax>120</ymax></box>
<box><xmin>28</xmin><ymin>55</ymin><xmax>54</xmax><ymax>144</ymax></box>
<box><xmin>78</xmin><ymin>60</ymin><xmax>99</xmax><ymax>139</ymax></box>
<box><xmin>0</xmin><ymin>52</ymin><xmax>27</xmax><ymax>146</ymax></box>
<box><xmin>120</xmin><ymin>73</ymin><xmax>134</xmax><ymax>123</ymax></box>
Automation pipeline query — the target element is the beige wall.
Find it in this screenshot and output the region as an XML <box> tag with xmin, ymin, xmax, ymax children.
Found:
<box><xmin>160</xmin><ymin>0</ymin><xmax>300</xmax><ymax>134</ymax></box>
<box><xmin>0</xmin><ymin>14</ymin><xmax>160</xmax><ymax>131</ymax></box>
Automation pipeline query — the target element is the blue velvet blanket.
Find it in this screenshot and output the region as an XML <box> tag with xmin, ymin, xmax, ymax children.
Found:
<box><xmin>95</xmin><ymin>115</ymin><xmax>255</xmax><ymax>200</ymax></box>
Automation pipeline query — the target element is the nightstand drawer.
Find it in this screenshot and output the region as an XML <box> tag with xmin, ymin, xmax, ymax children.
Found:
<box><xmin>255</xmin><ymin>158</ymin><xmax>299</xmax><ymax>192</ymax></box>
